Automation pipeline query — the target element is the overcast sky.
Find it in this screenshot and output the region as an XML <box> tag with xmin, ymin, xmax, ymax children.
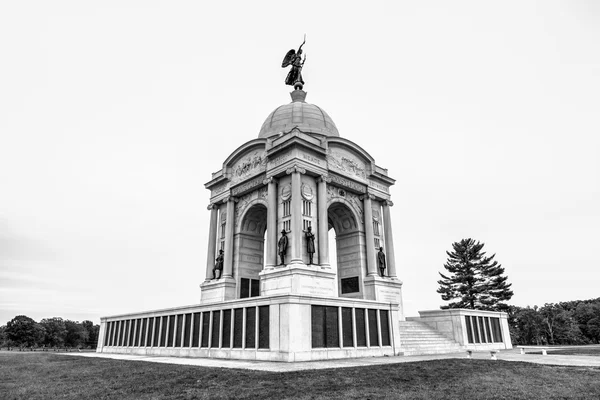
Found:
<box><xmin>1</xmin><ymin>1</ymin><xmax>599</xmax><ymax>325</ymax></box>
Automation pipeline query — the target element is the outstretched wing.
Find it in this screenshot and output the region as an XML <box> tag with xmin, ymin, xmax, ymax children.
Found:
<box><xmin>281</xmin><ymin>49</ymin><xmax>295</xmax><ymax>68</ymax></box>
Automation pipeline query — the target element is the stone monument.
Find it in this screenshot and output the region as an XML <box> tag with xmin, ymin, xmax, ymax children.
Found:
<box><xmin>96</xmin><ymin>41</ymin><xmax>513</xmax><ymax>361</ymax></box>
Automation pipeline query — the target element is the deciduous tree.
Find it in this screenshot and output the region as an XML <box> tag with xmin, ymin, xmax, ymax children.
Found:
<box><xmin>5</xmin><ymin>315</ymin><xmax>45</xmax><ymax>348</ymax></box>
<box><xmin>39</xmin><ymin>317</ymin><xmax>67</xmax><ymax>348</ymax></box>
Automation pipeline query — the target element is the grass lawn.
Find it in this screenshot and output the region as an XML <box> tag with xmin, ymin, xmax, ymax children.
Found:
<box><xmin>529</xmin><ymin>346</ymin><xmax>600</xmax><ymax>356</ymax></box>
<box><xmin>1</xmin><ymin>352</ymin><xmax>599</xmax><ymax>400</ymax></box>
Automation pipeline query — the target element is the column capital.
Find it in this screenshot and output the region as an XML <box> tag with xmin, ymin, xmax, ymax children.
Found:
<box><xmin>360</xmin><ymin>193</ymin><xmax>375</xmax><ymax>201</ymax></box>
<box><xmin>286</xmin><ymin>164</ymin><xmax>306</xmax><ymax>175</ymax></box>
<box><xmin>207</xmin><ymin>203</ymin><xmax>218</xmax><ymax>211</ymax></box>
<box><xmin>384</xmin><ymin>200</ymin><xmax>394</xmax><ymax>207</ymax></box>
<box><xmin>223</xmin><ymin>196</ymin><xmax>238</xmax><ymax>204</ymax></box>
<box><xmin>319</xmin><ymin>174</ymin><xmax>332</xmax><ymax>183</ymax></box>
<box><xmin>263</xmin><ymin>176</ymin><xmax>276</xmax><ymax>185</ymax></box>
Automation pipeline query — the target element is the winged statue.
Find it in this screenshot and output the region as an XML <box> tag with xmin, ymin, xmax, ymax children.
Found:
<box><xmin>282</xmin><ymin>37</ymin><xmax>306</xmax><ymax>89</ymax></box>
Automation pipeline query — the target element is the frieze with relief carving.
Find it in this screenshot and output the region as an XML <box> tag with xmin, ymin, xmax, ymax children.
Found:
<box><xmin>327</xmin><ymin>148</ymin><xmax>367</xmax><ymax>181</ymax></box>
<box><xmin>231</xmin><ymin>150</ymin><xmax>267</xmax><ymax>184</ymax></box>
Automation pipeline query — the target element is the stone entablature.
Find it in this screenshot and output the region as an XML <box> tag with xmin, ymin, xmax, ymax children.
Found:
<box><xmin>206</xmin><ymin>131</ymin><xmax>395</xmax><ymax>203</ymax></box>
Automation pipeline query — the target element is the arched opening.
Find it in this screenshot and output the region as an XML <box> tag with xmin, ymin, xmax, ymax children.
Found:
<box><xmin>235</xmin><ymin>203</ymin><xmax>267</xmax><ymax>298</ymax></box>
<box><xmin>327</xmin><ymin>201</ymin><xmax>365</xmax><ymax>298</ymax></box>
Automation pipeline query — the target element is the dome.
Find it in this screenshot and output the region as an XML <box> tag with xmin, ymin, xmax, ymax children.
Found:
<box><xmin>258</xmin><ymin>90</ymin><xmax>339</xmax><ymax>139</ymax></box>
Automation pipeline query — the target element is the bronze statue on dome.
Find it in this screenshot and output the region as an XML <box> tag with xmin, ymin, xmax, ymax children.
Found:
<box><xmin>282</xmin><ymin>36</ymin><xmax>306</xmax><ymax>90</ymax></box>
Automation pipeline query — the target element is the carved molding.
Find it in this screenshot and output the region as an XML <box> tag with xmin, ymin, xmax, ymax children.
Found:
<box><xmin>285</xmin><ymin>164</ymin><xmax>306</xmax><ymax>175</ymax></box>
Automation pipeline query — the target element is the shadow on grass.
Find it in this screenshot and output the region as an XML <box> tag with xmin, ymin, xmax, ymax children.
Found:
<box><xmin>1</xmin><ymin>352</ymin><xmax>599</xmax><ymax>400</ymax></box>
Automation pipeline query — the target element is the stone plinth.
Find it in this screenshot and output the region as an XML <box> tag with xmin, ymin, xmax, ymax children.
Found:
<box><xmin>259</xmin><ymin>265</ymin><xmax>336</xmax><ymax>297</ymax></box>
<box><xmin>98</xmin><ymin>294</ymin><xmax>402</xmax><ymax>362</ymax></box>
<box><xmin>409</xmin><ymin>308</ymin><xmax>513</xmax><ymax>350</ymax></box>
<box><xmin>363</xmin><ymin>276</ymin><xmax>404</xmax><ymax>320</ymax></box>
<box><xmin>199</xmin><ymin>277</ymin><xmax>237</xmax><ymax>303</ymax></box>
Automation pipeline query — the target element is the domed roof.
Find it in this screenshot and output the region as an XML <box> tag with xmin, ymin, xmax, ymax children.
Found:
<box><xmin>258</xmin><ymin>90</ymin><xmax>339</xmax><ymax>139</ymax></box>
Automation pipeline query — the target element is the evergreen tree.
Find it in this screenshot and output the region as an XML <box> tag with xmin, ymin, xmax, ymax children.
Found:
<box><xmin>437</xmin><ymin>238</ymin><xmax>513</xmax><ymax>311</ymax></box>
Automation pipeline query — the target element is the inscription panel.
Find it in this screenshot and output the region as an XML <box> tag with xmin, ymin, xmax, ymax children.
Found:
<box><xmin>369</xmin><ymin>180</ymin><xmax>389</xmax><ymax>194</ymax></box>
<box><xmin>341</xmin><ymin>277</ymin><xmax>360</xmax><ymax>294</ymax></box>
<box><xmin>211</xmin><ymin>182</ymin><xmax>230</xmax><ymax>198</ymax></box>
<box><xmin>231</xmin><ymin>175</ymin><xmax>266</xmax><ymax>196</ymax></box>
<box><xmin>329</xmin><ymin>174</ymin><xmax>366</xmax><ymax>193</ymax></box>
<box><xmin>267</xmin><ymin>151</ymin><xmax>292</xmax><ymax>168</ymax></box>
<box><xmin>300</xmin><ymin>151</ymin><xmax>322</xmax><ymax>166</ymax></box>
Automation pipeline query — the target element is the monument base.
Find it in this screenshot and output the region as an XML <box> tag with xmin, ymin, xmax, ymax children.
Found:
<box><xmin>259</xmin><ymin>264</ymin><xmax>336</xmax><ymax>297</ymax></box>
<box><xmin>97</xmin><ymin>294</ymin><xmax>403</xmax><ymax>362</ymax></box>
<box><xmin>199</xmin><ymin>277</ymin><xmax>237</xmax><ymax>303</ymax></box>
<box><xmin>363</xmin><ymin>276</ymin><xmax>404</xmax><ymax>320</ymax></box>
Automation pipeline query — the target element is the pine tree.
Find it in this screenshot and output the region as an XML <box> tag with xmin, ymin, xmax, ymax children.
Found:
<box><xmin>437</xmin><ymin>238</ymin><xmax>513</xmax><ymax>311</ymax></box>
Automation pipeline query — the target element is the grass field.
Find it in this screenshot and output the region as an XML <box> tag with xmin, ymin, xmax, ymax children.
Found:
<box><xmin>1</xmin><ymin>352</ymin><xmax>599</xmax><ymax>400</ymax></box>
<box><xmin>531</xmin><ymin>347</ymin><xmax>600</xmax><ymax>356</ymax></box>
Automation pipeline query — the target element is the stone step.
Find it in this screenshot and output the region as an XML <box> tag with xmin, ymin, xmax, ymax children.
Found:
<box><xmin>398</xmin><ymin>319</ymin><xmax>463</xmax><ymax>356</ymax></box>
<box><xmin>399</xmin><ymin>332</ymin><xmax>450</xmax><ymax>338</ymax></box>
<box><xmin>399</xmin><ymin>339</ymin><xmax>458</xmax><ymax>344</ymax></box>
<box><xmin>402</xmin><ymin>348</ymin><xmax>463</xmax><ymax>356</ymax></box>
<box><xmin>399</xmin><ymin>332</ymin><xmax>453</xmax><ymax>339</ymax></box>
<box><xmin>401</xmin><ymin>342</ymin><xmax>462</xmax><ymax>348</ymax></box>
<box><xmin>400</xmin><ymin>335</ymin><xmax>452</xmax><ymax>340</ymax></box>
<box><xmin>398</xmin><ymin>327</ymin><xmax>446</xmax><ymax>332</ymax></box>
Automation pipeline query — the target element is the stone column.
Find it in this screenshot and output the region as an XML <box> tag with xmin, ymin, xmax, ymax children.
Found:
<box><xmin>222</xmin><ymin>197</ymin><xmax>235</xmax><ymax>278</ymax></box>
<box><xmin>317</xmin><ymin>175</ymin><xmax>330</xmax><ymax>268</ymax></box>
<box><xmin>265</xmin><ymin>177</ymin><xmax>277</xmax><ymax>270</ymax></box>
<box><xmin>382</xmin><ymin>200</ymin><xmax>397</xmax><ymax>278</ymax></box>
<box><xmin>205</xmin><ymin>204</ymin><xmax>219</xmax><ymax>281</ymax></box>
<box><xmin>287</xmin><ymin>165</ymin><xmax>306</xmax><ymax>264</ymax></box>
<box><xmin>362</xmin><ymin>194</ymin><xmax>377</xmax><ymax>276</ymax></box>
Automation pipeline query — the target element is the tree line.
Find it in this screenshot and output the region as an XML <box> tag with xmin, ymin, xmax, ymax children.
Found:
<box><xmin>0</xmin><ymin>315</ymin><xmax>99</xmax><ymax>350</ymax></box>
<box><xmin>508</xmin><ymin>299</ymin><xmax>600</xmax><ymax>345</ymax></box>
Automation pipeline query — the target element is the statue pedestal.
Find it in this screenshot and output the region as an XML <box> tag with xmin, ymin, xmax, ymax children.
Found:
<box><xmin>259</xmin><ymin>265</ymin><xmax>336</xmax><ymax>297</ymax></box>
<box><xmin>199</xmin><ymin>277</ymin><xmax>237</xmax><ymax>303</ymax></box>
<box><xmin>363</xmin><ymin>276</ymin><xmax>405</xmax><ymax>320</ymax></box>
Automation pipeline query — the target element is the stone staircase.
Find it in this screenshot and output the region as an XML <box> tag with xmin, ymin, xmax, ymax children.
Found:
<box><xmin>398</xmin><ymin>320</ymin><xmax>463</xmax><ymax>356</ymax></box>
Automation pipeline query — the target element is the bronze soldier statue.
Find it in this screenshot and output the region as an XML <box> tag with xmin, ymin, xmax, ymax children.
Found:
<box><xmin>377</xmin><ymin>247</ymin><xmax>386</xmax><ymax>277</ymax></box>
<box><xmin>305</xmin><ymin>226</ymin><xmax>315</xmax><ymax>264</ymax></box>
<box><xmin>213</xmin><ymin>249</ymin><xmax>224</xmax><ymax>280</ymax></box>
<box><xmin>278</xmin><ymin>230</ymin><xmax>288</xmax><ymax>265</ymax></box>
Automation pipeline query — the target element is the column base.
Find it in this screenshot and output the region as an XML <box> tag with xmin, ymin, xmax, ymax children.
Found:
<box><xmin>199</xmin><ymin>277</ymin><xmax>237</xmax><ymax>304</ymax></box>
<box><xmin>259</xmin><ymin>264</ymin><xmax>336</xmax><ymax>297</ymax></box>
